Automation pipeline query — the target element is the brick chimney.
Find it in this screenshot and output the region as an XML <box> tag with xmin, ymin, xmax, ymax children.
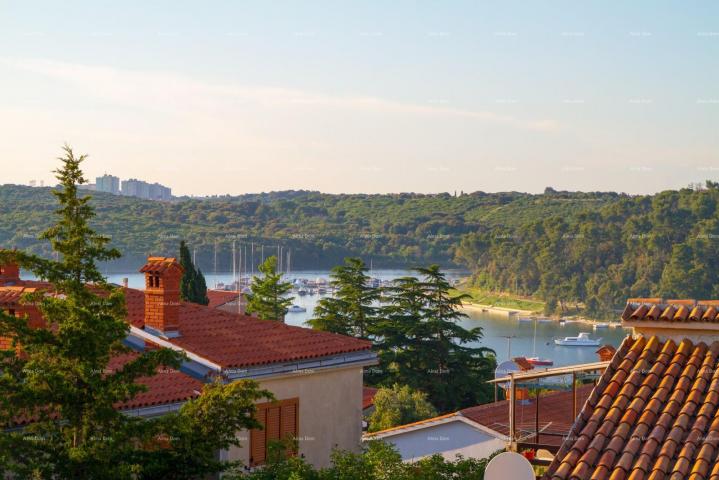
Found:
<box><xmin>0</xmin><ymin>255</ymin><xmax>20</xmax><ymax>286</ymax></box>
<box><xmin>139</xmin><ymin>257</ymin><xmax>184</xmax><ymax>338</ymax></box>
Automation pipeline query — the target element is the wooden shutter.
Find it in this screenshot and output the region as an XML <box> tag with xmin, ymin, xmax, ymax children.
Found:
<box><xmin>250</xmin><ymin>398</ymin><xmax>299</xmax><ymax>467</ymax></box>
<box><xmin>280</xmin><ymin>402</ymin><xmax>298</xmax><ymax>455</ymax></box>
<box><xmin>250</xmin><ymin>407</ymin><xmax>266</xmax><ymax>466</ymax></box>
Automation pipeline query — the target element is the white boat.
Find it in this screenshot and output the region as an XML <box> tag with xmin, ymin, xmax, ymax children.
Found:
<box><xmin>518</xmin><ymin>317</ymin><xmax>533</xmax><ymax>323</ymax></box>
<box><xmin>287</xmin><ymin>305</ymin><xmax>307</xmax><ymax>313</ymax></box>
<box><xmin>593</xmin><ymin>322</ymin><xmax>609</xmax><ymax>329</ymax></box>
<box><xmin>554</xmin><ymin>332</ymin><xmax>602</xmax><ymax>346</ymax></box>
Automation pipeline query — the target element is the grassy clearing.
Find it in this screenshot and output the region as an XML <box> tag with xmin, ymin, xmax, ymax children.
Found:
<box><xmin>455</xmin><ymin>285</ymin><xmax>545</xmax><ymax>312</ymax></box>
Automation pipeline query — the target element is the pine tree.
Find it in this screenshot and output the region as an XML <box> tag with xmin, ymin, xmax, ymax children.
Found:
<box><xmin>0</xmin><ymin>146</ymin><xmax>270</xmax><ymax>478</ymax></box>
<box><xmin>246</xmin><ymin>256</ymin><xmax>293</xmax><ymax>321</ymax></box>
<box><xmin>412</xmin><ymin>265</ymin><xmax>496</xmax><ymax>411</ymax></box>
<box><xmin>179</xmin><ymin>240</ymin><xmax>209</xmax><ymax>305</ymax></box>
<box><xmin>307</xmin><ymin>258</ymin><xmax>379</xmax><ymax>339</ymax></box>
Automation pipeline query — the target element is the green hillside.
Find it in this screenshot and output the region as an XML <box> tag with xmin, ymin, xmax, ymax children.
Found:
<box><xmin>0</xmin><ymin>185</ymin><xmax>620</xmax><ymax>272</ymax></box>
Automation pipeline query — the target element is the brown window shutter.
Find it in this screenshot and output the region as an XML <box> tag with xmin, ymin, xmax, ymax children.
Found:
<box><xmin>249</xmin><ymin>398</ymin><xmax>299</xmax><ymax>467</ymax></box>
<box><xmin>250</xmin><ymin>407</ymin><xmax>266</xmax><ymax>466</ymax></box>
<box><xmin>266</xmin><ymin>406</ymin><xmax>281</xmax><ymax>442</ymax></box>
<box><xmin>280</xmin><ymin>402</ymin><xmax>298</xmax><ymax>455</ymax></box>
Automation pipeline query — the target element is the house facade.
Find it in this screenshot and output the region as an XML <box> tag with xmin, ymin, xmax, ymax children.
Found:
<box><xmin>0</xmin><ymin>255</ymin><xmax>376</xmax><ymax>469</ymax></box>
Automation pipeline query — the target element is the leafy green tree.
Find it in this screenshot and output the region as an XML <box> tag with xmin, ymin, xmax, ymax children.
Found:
<box><xmin>307</xmin><ymin>258</ymin><xmax>379</xmax><ymax>339</ymax></box>
<box><xmin>246</xmin><ymin>255</ymin><xmax>293</xmax><ymax>321</ymax></box>
<box><xmin>0</xmin><ymin>146</ymin><xmax>271</xmax><ymax>479</ymax></box>
<box><xmin>367</xmin><ymin>384</ymin><xmax>437</xmax><ymax>432</ymax></box>
<box><xmin>179</xmin><ymin>240</ymin><xmax>209</xmax><ymax>305</ymax></box>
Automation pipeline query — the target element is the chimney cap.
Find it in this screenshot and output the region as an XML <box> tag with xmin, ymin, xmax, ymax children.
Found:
<box><xmin>139</xmin><ymin>257</ymin><xmax>184</xmax><ymax>274</ymax></box>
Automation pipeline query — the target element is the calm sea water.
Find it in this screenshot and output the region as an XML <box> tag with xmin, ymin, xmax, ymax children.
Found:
<box><xmin>102</xmin><ymin>270</ymin><xmax>629</xmax><ymax>368</ymax></box>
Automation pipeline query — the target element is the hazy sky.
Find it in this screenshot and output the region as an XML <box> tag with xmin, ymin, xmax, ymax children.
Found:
<box><xmin>1</xmin><ymin>1</ymin><xmax>717</xmax><ymax>196</ymax></box>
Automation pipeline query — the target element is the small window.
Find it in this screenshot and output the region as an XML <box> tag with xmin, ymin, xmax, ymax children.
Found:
<box><xmin>250</xmin><ymin>398</ymin><xmax>299</xmax><ymax>467</ymax></box>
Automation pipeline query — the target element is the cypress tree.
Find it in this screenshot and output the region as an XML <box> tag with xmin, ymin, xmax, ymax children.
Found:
<box><xmin>179</xmin><ymin>241</ymin><xmax>209</xmax><ymax>305</ymax></box>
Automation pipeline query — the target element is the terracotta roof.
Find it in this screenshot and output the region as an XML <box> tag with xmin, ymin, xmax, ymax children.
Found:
<box><xmin>17</xmin><ymin>280</ymin><xmax>372</xmax><ymax>371</ymax></box>
<box><xmin>139</xmin><ymin>257</ymin><xmax>183</xmax><ymax>274</ymax></box>
<box><xmin>623</xmin><ymin>298</ymin><xmax>719</xmax><ymax>323</ymax></box>
<box><xmin>7</xmin><ymin>352</ymin><xmax>202</xmax><ymax>427</ymax></box>
<box><xmin>0</xmin><ymin>286</ymin><xmax>37</xmax><ymax>305</ymax></box>
<box><xmin>108</xmin><ymin>352</ymin><xmax>202</xmax><ymax>410</ymax></box>
<box><xmin>363</xmin><ymin>387</ymin><xmax>378</xmax><ymax>410</ymax></box>
<box><xmin>206</xmin><ymin>289</ymin><xmax>240</xmax><ymax>309</ymax></box>
<box><xmin>124</xmin><ymin>287</ymin><xmax>371</xmax><ymax>369</ymax></box>
<box><xmin>460</xmin><ymin>385</ymin><xmax>594</xmax><ymax>446</ymax></box>
<box><xmin>545</xmin><ymin>334</ymin><xmax>719</xmax><ymax>480</ymax></box>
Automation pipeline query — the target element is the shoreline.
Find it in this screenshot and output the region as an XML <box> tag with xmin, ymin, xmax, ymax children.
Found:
<box><xmin>461</xmin><ymin>302</ymin><xmax>535</xmax><ymax>317</ymax></box>
<box><xmin>462</xmin><ymin>302</ymin><xmax>627</xmax><ymax>328</ymax></box>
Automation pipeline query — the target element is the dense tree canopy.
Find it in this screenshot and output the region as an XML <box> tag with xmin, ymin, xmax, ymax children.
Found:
<box><xmin>455</xmin><ymin>184</ymin><xmax>719</xmax><ymax>318</ymax></box>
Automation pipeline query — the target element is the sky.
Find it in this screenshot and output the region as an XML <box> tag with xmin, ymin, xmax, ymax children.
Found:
<box><xmin>0</xmin><ymin>1</ymin><xmax>717</xmax><ymax>196</ymax></box>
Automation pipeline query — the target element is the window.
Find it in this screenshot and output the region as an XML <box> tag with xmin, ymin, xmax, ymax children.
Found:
<box><xmin>250</xmin><ymin>398</ymin><xmax>299</xmax><ymax>467</ymax></box>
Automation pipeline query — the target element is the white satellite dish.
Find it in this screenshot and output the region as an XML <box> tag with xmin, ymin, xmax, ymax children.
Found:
<box><xmin>485</xmin><ymin>452</ymin><xmax>534</xmax><ymax>480</ymax></box>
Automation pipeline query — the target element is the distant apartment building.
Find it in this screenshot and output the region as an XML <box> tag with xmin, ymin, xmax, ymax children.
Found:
<box><xmin>96</xmin><ymin>174</ymin><xmax>121</xmax><ymax>194</ymax></box>
<box><xmin>121</xmin><ymin>178</ymin><xmax>172</xmax><ymax>201</ymax></box>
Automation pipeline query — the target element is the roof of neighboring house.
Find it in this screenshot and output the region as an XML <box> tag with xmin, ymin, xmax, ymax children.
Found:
<box><xmin>108</xmin><ymin>352</ymin><xmax>203</xmax><ymax>410</ymax></box>
<box><xmin>363</xmin><ymin>387</ymin><xmax>378</xmax><ymax>410</ymax></box>
<box><xmin>623</xmin><ymin>298</ymin><xmax>719</xmax><ymax>323</ymax></box>
<box><xmin>365</xmin><ymin>385</ymin><xmax>593</xmax><ymax>447</ymax></box>
<box><xmin>13</xmin><ymin>280</ymin><xmax>371</xmax><ymax>370</ymax></box>
<box><xmin>0</xmin><ymin>286</ymin><xmax>37</xmax><ymax>305</ymax></box>
<box><xmin>460</xmin><ymin>385</ymin><xmax>593</xmax><ymax>446</ymax></box>
<box><xmin>545</xmin><ymin>334</ymin><xmax>719</xmax><ymax>480</ymax></box>
<box><xmin>206</xmin><ymin>289</ymin><xmax>241</xmax><ymax>309</ymax></box>
<box><xmin>125</xmin><ymin>287</ymin><xmax>371</xmax><ymax>369</ymax></box>
<box><xmin>8</xmin><ymin>352</ymin><xmax>202</xmax><ymax>427</ymax></box>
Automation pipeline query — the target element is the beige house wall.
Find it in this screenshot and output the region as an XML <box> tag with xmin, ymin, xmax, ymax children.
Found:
<box><xmin>226</xmin><ymin>365</ymin><xmax>365</xmax><ymax>468</ymax></box>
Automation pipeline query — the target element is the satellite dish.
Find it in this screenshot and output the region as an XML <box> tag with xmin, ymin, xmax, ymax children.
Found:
<box><xmin>485</xmin><ymin>452</ymin><xmax>534</xmax><ymax>480</ymax></box>
<box><xmin>495</xmin><ymin>360</ymin><xmax>520</xmax><ymax>389</ymax></box>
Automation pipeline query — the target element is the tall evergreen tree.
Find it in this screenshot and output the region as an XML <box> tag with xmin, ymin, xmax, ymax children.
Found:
<box><xmin>0</xmin><ymin>146</ymin><xmax>270</xmax><ymax>478</ymax></box>
<box><xmin>179</xmin><ymin>240</ymin><xmax>209</xmax><ymax>305</ymax></box>
<box><xmin>246</xmin><ymin>255</ymin><xmax>293</xmax><ymax>321</ymax></box>
<box><xmin>307</xmin><ymin>258</ymin><xmax>379</xmax><ymax>339</ymax></box>
<box><xmin>374</xmin><ymin>266</ymin><xmax>496</xmax><ymax>412</ymax></box>
<box><xmin>413</xmin><ymin>265</ymin><xmax>495</xmax><ymax>411</ymax></box>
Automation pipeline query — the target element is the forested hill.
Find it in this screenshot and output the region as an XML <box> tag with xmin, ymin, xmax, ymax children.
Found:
<box><xmin>456</xmin><ymin>182</ymin><xmax>719</xmax><ymax>318</ymax></box>
<box><xmin>0</xmin><ymin>184</ymin><xmax>620</xmax><ymax>272</ymax></box>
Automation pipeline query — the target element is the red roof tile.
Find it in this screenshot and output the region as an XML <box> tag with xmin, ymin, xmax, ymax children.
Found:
<box><xmin>16</xmin><ymin>280</ymin><xmax>371</xmax><ymax>371</ymax></box>
<box><xmin>545</xmin><ymin>335</ymin><xmax>719</xmax><ymax>480</ymax></box>
<box><xmin>7</xmin><ymin>352</ymin><xmax>202</xmax><ymax>427</ymax></box>
<box><xmin>124</xmin><ymin>287</ymin><xmax>371</xmax><ymax>369</ymax></box>
<box><xmin>623</xmin><ymin>299</ymin><xmax>719</xmax><ymax>324</ymax></box>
